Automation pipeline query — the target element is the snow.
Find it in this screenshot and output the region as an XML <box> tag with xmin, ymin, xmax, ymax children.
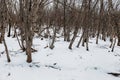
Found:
<box><xmin>0</xmin><ymin>35</ymin><xmax>120</xmax><ymax>80</ymax></box>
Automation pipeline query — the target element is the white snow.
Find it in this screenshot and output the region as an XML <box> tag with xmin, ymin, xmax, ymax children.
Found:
<box><xmin>0</xmin><ymin>35</ymin><xmax>120</xmax><ymax>80</ymax></box>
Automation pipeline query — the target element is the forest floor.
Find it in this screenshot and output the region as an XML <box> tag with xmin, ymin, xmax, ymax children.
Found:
<box><xmin>0</xmin><ymin>34</ymin><xmax>120</xmax><ymax>80</ymax></box>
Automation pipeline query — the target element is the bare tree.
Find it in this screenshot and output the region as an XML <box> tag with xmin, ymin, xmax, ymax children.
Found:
<box><xmin>0</xmin><ymin>0</ymin><xmax>11</xmax><ymax>62</ymax></box>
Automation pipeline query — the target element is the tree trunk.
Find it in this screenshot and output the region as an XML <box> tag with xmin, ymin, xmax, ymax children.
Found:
<box><xmin>117</xmin><ymin>32</ymin><xmax>120</xmax><ymax>46</ymax></box>
<box><xmin>77</xmin><ymin>31</ymin><xmax>84</xmax><ymax>48</ymax></box>
<box><xmin>3</xmin><ymin>37</ymin><xmax>11</xmax><ymax>62</ymax></box>
<box><xmin>63</xmin><ymin>0</ymin><xmax>67</xmax><ymax>41</ymax></box>
<box><xmin>7</xmin><ymin>20</ymin><xmax>11</xmax><ymax>37</ymax></box>
<box><xmin>111</xmin><ymin>37</ymin><xmax>116</xmax><ymax>52</ymax></box>
<box><xmin>26</xmin><ymin>37</ymin><xmax>32</xmax><ymax>63</ymax></box>
<box><xmin>69</xmin><ymin>26</ymin><xmax>78</xmax><ymax>49</ymax></box>
<box><xmin>49</xmin><ymin>27</ymin><xmax>56</xmax><ymax>49</ymax></box>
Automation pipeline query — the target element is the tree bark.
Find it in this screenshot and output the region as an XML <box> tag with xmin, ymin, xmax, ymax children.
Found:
<box><xmin>3</xmin><ymin>38</ymin><xmax>11</xmax><ymax>62</ymax></box>
<box><xmin>69</xmin><ymin>26</ymin><xmax>78</xmax><ymax>49</ymax></box>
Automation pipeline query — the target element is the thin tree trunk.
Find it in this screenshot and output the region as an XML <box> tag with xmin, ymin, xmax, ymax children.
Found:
<box><xmin>66</xmin><ymin>28</ymin><xmax>70</xmax><ymax>42</ymax></box>
<box><xmin>109</xmin><ymin>36</ymin><xmax>113</xmax><ymax>48</ymax></box>
<box><xmin>49</xmin><ymin>27</ymin><xmax>56</xmax><ymax>49</ymax></box>
<box><xmin>13</xmin><ymin>27</ymin><xmax>16</xmax><ymax>38</ymax></box>
<box><xmin>86</xmin><ymin>30</ymin><xmax>89</xmax><ymax>51</ymax></box>
<box><xmin>118</xmin><ymin>36</ymin><xmax>120</xmax><ymax>46</ymax></box>
<box><xmin>7</xmin><ymin>20</ymin><xmax>11</xmax><ymax>37</ymax></box>
<box><xmin>63</xmin><ymin>0</ymin><xmax>67</xmax><ymax>41</ymax></box>
<box><xmin>69</xmin><ymin>26</ymin><xmax>78</xmax><ymax>49</ymax></box>
<box><xmin>77</xmin><ymin>31</ymin><xmax>84</xmax><ymax>48</ymax></box>
<box><xmin>3</xmin><ymin>38</ymin><xmax>11</xmax><ymax>62</ymax></box>
<box><xmin>111</xmin><ymin>37</ymin><xmax>116</xmax><ymax>52</ymax></box>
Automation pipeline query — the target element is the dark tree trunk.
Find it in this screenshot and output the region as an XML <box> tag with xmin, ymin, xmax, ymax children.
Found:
<box><xmin>63</xmin><ymin>0</ymin><xmax>67</xmax><ymax>41</ymax></box>
<box><xmin>117</xmin><ymin>33</ymin><xmax>120</xmax><ymax>46</ymax></box>
<box><xmin>7</xmin><ymin>20</ymin><xmax>11</xmax><ymax>37</ymax></box>
<box><xmin>3</xmin><ymin>38</ymin><xmax>11</xmax><ymax>62</ymax></box>
<box><xmin>77</xmin><ymin>31</ymin><xmax>84</xmax><ymax>48</ymax></box>
<box><xmin>111</xmin><ymin>38</ymin><xmax>116</xmax><ymax>52</ymax></box>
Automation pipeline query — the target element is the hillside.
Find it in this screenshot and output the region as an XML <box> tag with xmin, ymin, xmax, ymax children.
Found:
<box><xmin>0</xmin><ymin>35</ymin><xmax>120</xmax><ymax>80</ymax></box>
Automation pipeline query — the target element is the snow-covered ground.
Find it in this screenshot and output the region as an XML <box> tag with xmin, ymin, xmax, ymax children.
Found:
<box><xmin>0</xmin><ymin>35</ymin><xmax>120</xmax><ymax>80</ymax></box>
